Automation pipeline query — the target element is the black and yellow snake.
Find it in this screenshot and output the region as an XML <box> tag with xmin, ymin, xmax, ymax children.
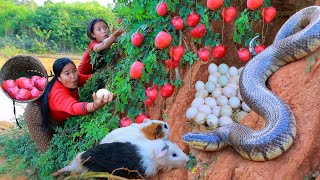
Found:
<box><xmin>183</xmin><ymin>6</ymin><xmax>320</xmax><ymax>161</ymax></box>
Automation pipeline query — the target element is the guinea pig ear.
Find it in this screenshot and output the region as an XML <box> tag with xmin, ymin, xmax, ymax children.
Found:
<box><xmin>154</xmin><ymin>143</ymin><xmax>169</xmax><ymax>159</ymax></box>
<box><xmin>143</xmin><ymin>118</ymin><xmax>151</xmax><ymax>123</ymax></box>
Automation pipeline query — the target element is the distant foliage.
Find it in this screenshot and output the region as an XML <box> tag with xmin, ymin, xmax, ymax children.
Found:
<box><xmin>0</xmin><ymin>0</ymin><xmax>116</xmax><ymax>54</ymax></box>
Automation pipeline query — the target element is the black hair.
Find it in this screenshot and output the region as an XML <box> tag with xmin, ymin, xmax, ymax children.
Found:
<box><xmin>86</xmin><ymin>18</ymin><xmax>109</xmax><ymax>40</ymax></box>
<box><xmin>39</xmin><ymin>57</ymin><xmax>75</xmax><ymax>131</ymax></box>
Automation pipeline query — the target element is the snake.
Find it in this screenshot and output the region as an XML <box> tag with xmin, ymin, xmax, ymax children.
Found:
<box><xmin>182</xmin><ymin>6</ymin><xmax>320</xmax><ymax>161</ymax></box>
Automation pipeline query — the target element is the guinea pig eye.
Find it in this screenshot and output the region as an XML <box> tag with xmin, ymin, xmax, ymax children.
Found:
<box><xmin>172</xmin><ymin>153</ymin><xmax>177</xmax><ymax>157</ymax></box>
<box><xmin>164</xmin><ymin>124</ymin><xmax>168</xmax><ymax>129</ymax></box>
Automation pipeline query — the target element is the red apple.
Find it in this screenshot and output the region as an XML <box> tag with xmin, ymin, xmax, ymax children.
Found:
<box><xmin>15</xmin><ymin>88</ymin><xmax>32</xmax><ymax>101</ymax></box>
<box><xmin>16</xmin><ymin>77</ymin><xmax>33</xmax><ymax>91</ymax></box>
<box><xmin>165</xmin><ymin>59</ymin><xmax>171</xmax><ymax>68</ymax></box>
<box><xmin>135</xmin><ymin>113</ymin><xmax>149</xmax><ymax>124</ymax></box>
<box><xmin>254</xmin><ymin>44</ymin><xmax>266</xmax><ymax>54</ymax></box>
<box><xmin>130</xmin><ymin>61</ymin><xmax>144</xmax><ymax>79</ymax></box>
<box><xmin>212</xmin><ymin>44</ymin><xmax>227</xmax><ymax>58</ymax></box>
<box><xmin>160</xmin><ymin>83</ymin><xmax>175</xmax><ymax>98</ymax></box>
<box><xmin>190</xmin><ymin>23</ymin><xmax>206</xmax><ymax>39</ymax></box>
<box><xmin>237</xmin><ymin>48</ymin><xmax>251</xmax><ymax>62</ymax></box>
<box><xmin>34</xmin><ymin>77</ymin><xmax>47</xmax><ymax>91</ymax></box>
<box><xmin>169</xmin><ymin>46</ymin><xmax>185</xmax><ymax>61</ymax></box>
<box><xmin>1</xmin><ymin>79</ymin><xmax>16</xmax><ymax>92</ymax></box>
<box><xmin>207</xmin><ymin>0</ymin><xmax>223</xmax><ymax>10</ymax></box>
<box><xmin>261</xmin><ymin>6</ymin><xmax>276</xmax><ymax>23</ymax></box>
<box><xmin>171</xmin><ymin>16</ymin><xmax>184</xmax><ymax>30</ymax></box>
<box><xmin>7</xmin><ymin>86</ymin><xmax>19</xmax><ymax>99</ymax></box>
<box><xmin>155</xmin><ymin>31</ymin><xmax>172</xmax><ymax>49</ymax></box>
<box><xmin>146</xmin><ymin>86</ymin><xmax>158</xmax><ymax>101</ymax></box>
<box><xmin>247</xmin><ymin>0</ymin><xmax>263</xmax><ymax>10</ymax></box>
<box><xmin>186</xmin><ymin>12</ymin><xmax>201</xmax><ymax>27</ymax></box>
<box><xmin>120</xmin><ymin>117</ymin><xmax>132</xmax><ymax>127</ymax></box>
<box><xmin>30</xmin><ymin>87</ymin><xmax>42</xmax><ymax>99</ymax></box>
<box><xmin>197</xmin><ymin>48</ymin><xmax>211</xmax><ymax>62</ymax></box>
<box><xmin>156</xmin><ymin>2</ymin><xmax>168</xmax><ymax>17</ymax></box>
<box><xmin>221</xmin><ymin>6</ymin><xmax>237</xmax><ymax>23</ymax></box>
<box><xmin>30</xmin><ymin>75</ymin><xmax>41</xmax><ymax>86</ymax></box>
<box><xmin>145</xmin><ymin>98</ymin><xmax>153</xmax><ymax>106</ymax></box>
<box><xmin>131</xmin><ymin>32</ymin><xmax>144</xmax><ymax>47</ymax></box>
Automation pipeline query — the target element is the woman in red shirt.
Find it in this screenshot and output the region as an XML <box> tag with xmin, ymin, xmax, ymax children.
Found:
<box><xmin>78</xmin><ymin>18</ymin><xmax>124</xmax><ymax>75</ymax></box>
<box><xmin>25</xmin><ymin>57</ymin><xmax>113</xmax><ymax>152</ymax></box>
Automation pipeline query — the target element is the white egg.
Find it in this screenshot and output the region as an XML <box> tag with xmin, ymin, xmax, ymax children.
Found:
<box><xmin>220</xmin><ymin>105</ymin><xmax>233</xmax><ymax>117</ymax></box>
<box><xmin>228</xmin><ymin>96</ymin><xmax>241</xmax><ymax>109</ymax></box>
<box><xmin>217</xmin><ymin>75</ymin><xmax>229</xmax><ymax>87</ymax></box>
<box><xmin>208</xmin><ymin>63</ymin><xmax>218</xmax><ymax>74</ymax></box>
<box><xmin>211</xmin><ymin>105</ymin><xmax>221</xmax><ymax>118</ymax></box>
<box><xmin>222</xmin><ymin>86</ymin><xmax>237</xmax><ymax>98</ymax></box>
<box><xmin>216</xmin><ymin>83</ymin><xmax>222</xmax><ymax>88</ymax></box>
<box><xmin>229</xmin><ymin>75</ymin><xmax>239</xmax><ymax>84</ymax></box>
<box><xmin>204</xmin><ymin>97</ymin><xmax>217</xmax><ymax>108</ymax></box>
<box><xmin>194</xmin><ymin>111</ymin><xmax>207</xmax><ymax>125</ymax></box>
<box><xmin>212</xmin><ymin>88</ymin><xmax>222</xmax><ymax>98</ymax></box>
<box><xmin>186</xmin><ymin>106</ymin><xmax>198</xmax><ymax>120</ymax></box>
<box><xmin>226</xmin><ymin>82</ymin><xmax>238</xmax><ymax>90</ymax></box>
<box><xmin>241</xmin><ymin>102</ymin><xmax>252</xmax><ymax>112</ymax></box>
<box><xmin>217</xmin><ymin>95</ymin><xmax>228</xmax><ymax>106</ymax></box>
<box><xmin>96</xmin><ymin>89</ymin><xmax>111</xmax><ymax>100</ymax></box>
<box><xmin>218</xmin><ymin>63</ymin><xmax>229</xmax><ymax>75</ymax></box>
<box><xmin>206</xmin><ymin>114</ymin><xmax>219</xmax><ymax>128</ymax></box>
<box><xmin>228</xmin><ymin>66</ymin><xmax>238</xmax><ymax>77</ymax></box>
<box><xmin>195</xmin><ymin>81</ymin><xmax>205</xmax><ymax>91</ymax></box>
<box><xmin>198</xmin><ymin>104</ymin><xmax>212</xmax><ymax>115</ymax></box>
<box><xmin>213</xmin><ymin>72</ymin><xmax>221</xmax><ymax>77</ymax></box>
<box><xmin>191</xmin><ymin>97</ymin><xmax>205</xmax><ymax>108</ymax></box>
<box><xmin>205</xmin><ymin>81</ymin><xmax>216</xmax><ymax>93</ymax></box>
<box><xmin>219</xmin><ymin>116</ymin><xmax>234</xmax><ymax>126</ymax></box>
<box><xmin>208</xmin><ymin>74</ymin><xmax>218</xmax><ymax>83</ymax></box>
<box><xmin>195</xmin><ymin>89</ymin><xmax>209</xmax><ymax>98</ymax></box>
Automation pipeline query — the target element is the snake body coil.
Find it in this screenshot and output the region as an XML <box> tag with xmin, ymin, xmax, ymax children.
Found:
<box><xmin>183</xmin><ymin>6</ymin><xmax>320</xmax><ymax>161</ymax></box>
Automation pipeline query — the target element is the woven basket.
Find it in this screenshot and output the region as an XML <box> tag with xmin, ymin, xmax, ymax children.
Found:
<box><xmin>0</xmin><ymin>55</ymin><xmax>48</xmax><ymax>103</ymax></box>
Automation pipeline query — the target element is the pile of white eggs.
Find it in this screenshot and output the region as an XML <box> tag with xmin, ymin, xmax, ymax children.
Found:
<box><xmin>186</xmin><ymin>63</ymin><xmax>252</xmax><ymax>129</ymax></box>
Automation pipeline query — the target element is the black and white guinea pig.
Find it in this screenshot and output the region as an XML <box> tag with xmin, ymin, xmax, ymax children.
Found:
<box><xmin>100</xmin><ymin>118</ymin><xmax>170</xmax><ymax>144</ymax></box>
<box><xmin>52</xmin><ymin>138</ymin><xmax>189</xmax><ymax>178</ymax></box>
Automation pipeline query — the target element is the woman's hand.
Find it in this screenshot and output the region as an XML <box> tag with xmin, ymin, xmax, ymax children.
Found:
<box><xmin>92</xmin><ymin>91</ymin><xmax>114</xmax><ymax>109</ymax></box>
<box><xmin>111</xmin><ymin>24</ymin><xmax>125</xmax><ymax>38</ymax></box>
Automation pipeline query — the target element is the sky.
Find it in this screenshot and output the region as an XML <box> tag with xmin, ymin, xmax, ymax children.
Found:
<box><xmin>33</xmin><ymin>0</ymin><xmax>114</xmax><ymax>8</ymax></box>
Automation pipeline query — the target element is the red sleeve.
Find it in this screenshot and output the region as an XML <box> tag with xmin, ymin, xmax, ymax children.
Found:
<box><xmin>78</xmin><ymin>41</ymin><xmax>100</xmax><ymax>75</ymax></box>
<box><xmin>78</xmin><ymin>73</ymin><xmax>93</xmax><ymax>87</ymax></box>
<box><xmin>49</xmin><ymin>82</ymin><xmax>90</xmax><ymax>119</ymax></box>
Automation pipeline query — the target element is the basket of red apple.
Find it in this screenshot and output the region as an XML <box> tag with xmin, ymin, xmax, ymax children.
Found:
<box><xmin>0</xmin><ymin>55</ymin><xmax>48</xmax><ymax>103</ymax></box>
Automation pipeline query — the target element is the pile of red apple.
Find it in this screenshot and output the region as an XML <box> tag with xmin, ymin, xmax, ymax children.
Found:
<box><xmin>1</xmin><ymin>75</ymin><xmax>46</xmax><ymax>101</ymax></box>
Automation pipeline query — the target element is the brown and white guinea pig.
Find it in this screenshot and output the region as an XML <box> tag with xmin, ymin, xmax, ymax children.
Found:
<box><xmin>100</xmin><ymin>118</ymin><xmax>170</xmax><ymax>144</ymax></box>
<box><xmin>52</xmin><ymin>138</ymin><xmax>189</xmax><ymax>178</ymax></box>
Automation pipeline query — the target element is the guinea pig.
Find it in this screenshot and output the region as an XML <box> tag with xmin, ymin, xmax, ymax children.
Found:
<box><xmin>52</xmin><ymin>138</ymin><xmax>189</xmax><ymax>178</ymax></box>
<box><xmin>100</xmin><ymin>118</ymin><xmax>170</xmax><ymax>144</ymax></box>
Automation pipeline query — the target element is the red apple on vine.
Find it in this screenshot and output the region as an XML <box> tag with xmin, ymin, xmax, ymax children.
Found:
<box><xmin>247</xmin><ymin>0</ymin><xmax>263</xmax><ymax>10</ymax></box>
<box><xmin>190</xmin><ymin>24</ymin><xmax>206</xmax><ymax>39</ymax></box>
<box><xmin>135</xmin><ymin>113</ymin><xmax>150</xmax><ymax>124</ymax></box>
<box><xmin>171</xmin><ymin>16</ymin><xmax>184</xmax><ymax>30</ymax></box>
<box><xmin>160</xmin><ymin>83</ymin><xmax>175</xmax><ymax>98</ymax></box>
<box><xmin>156</xmin><ymin>2</ymin><xmax>168</xmax><ymax>16</ymax></box>
<box><xmin>212</xmin><ymin>44</ymin><xmax>227</xmax><ymax>59</ymax></box>
<box><xmin>237</xmin><ymin>48</ymin><xmax>251</xmax><ymax>62</ymax></box>
<box><xmin>221</xmin><ymin>6</ymin><xmax>237</xmax><ymax>23</ymax></box>
<box><xmin>261</xmin><ymin>6</ymin><xmax>277</xmax><ymax>23</ymax></box>
<box><xmin>146</xmin><ymin>86</ymin><xmax>158</xmax><ymax>101</ymax></box>
<box><xmin>165</xmin><ymin>59</ymin><xmax>171</xmax><ymax>68</ymax></box>
<box><xmin>169</xmin><ymin>46</ymin><xmax>185</xmax><ymax>61</ymax></box>
<box><xmin>254</xmin><ymin>44</ymin><xmax>266</xmax><ymax>54</ymax></box>
<box><xmin>120</xmin><ymin>117</ymin><xmax>132</xmax><ymax>127</ymax></box>
<box><xmin>145</xmin><ymin>98</ymin><xmax>153</xmax><ymax>107</ymax></box>
<box><xmin>186</xmin><ymin>12</ymin><xmax>201</xmax><ymax>27</ymax></box>
<box><xmin>207</xmin><ymin>0</ymin><xmax>223</xmax><ymax>10</ymax></box>
<box><xmin>130</xmin><ymin>61</ymin><xmax>144</xmax><ymax>79</ymax></box>
<box><xmin>131</xmin><ymin>32</ymin><xmax>144</xmax><ymax>47</ymax></box>
<box><xmin>197</xmin><ymin>48</ymin><xmax>211</xmax><ymax>62</ymax></box>
<box><xmin>155</xmin><ymin>31</ymin><xmax>172</xmax><ymax>49</ymax></box>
